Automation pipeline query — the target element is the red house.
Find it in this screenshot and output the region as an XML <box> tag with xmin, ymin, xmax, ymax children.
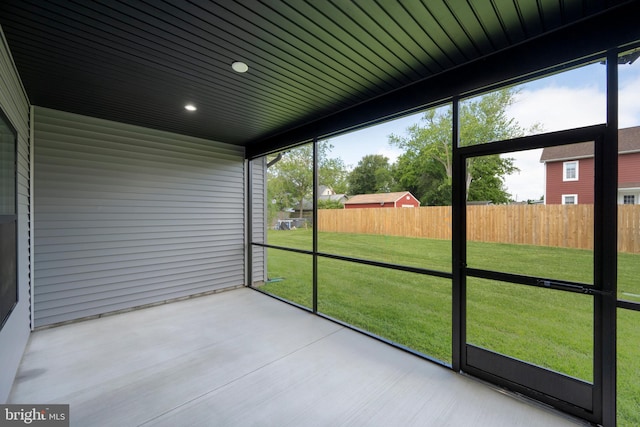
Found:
<box><xmin>344</xmin><ymin>191</ymin><xmax>420</xmax><ymax>209</ymax></box>
<box><xmin>540</xmin><ymin>126</ymin><xmax>640</xmax><ymax>205</ymax></box>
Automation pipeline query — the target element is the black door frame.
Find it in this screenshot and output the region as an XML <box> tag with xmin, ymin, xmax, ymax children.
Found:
<box><xmin>452</xmin><ymin>123</ymin><xmax>614</xmax><ymax>424</ymax></box>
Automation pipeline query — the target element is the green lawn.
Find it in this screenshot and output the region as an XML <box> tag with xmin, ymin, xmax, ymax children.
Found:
<box><xmin>260</xmin><ymin>228</ymin><xmax>640</xmax><ymax>426</ymax></box>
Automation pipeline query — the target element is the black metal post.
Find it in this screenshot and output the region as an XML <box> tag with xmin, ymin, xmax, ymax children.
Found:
<box><xmin>451</xmin><ymin>99</ymin><xmax>465</xmax><ymax>372</ymax></box>
<box><xmin>246</xmin><ymin>159</ymin><xmax>253</xmax><ymax>288</ymax></box>
<box><xmin>599</xmin><ymin>49</ymin><xmax>618</xmax><ymax>427</ymax></box>
<box><xmin>312</xmin><ymin>138</ymin><xmax>319</xmax><ymax>313</ymax></box>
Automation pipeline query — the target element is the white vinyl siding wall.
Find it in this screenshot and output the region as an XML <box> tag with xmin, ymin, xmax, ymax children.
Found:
<box><xmin>251</xmin><ymin>158</ymin><xmax>267</xmax><ymax>284</ymax></box>
<box><xmin>0</xmin><ymin>26</ymin><xmax>31</xmax><ymax>402</ymax></box>
<box><xmin>33</xmin><ymin>107</ymin><xmax>245</xmax><ymax>327</ymax></box>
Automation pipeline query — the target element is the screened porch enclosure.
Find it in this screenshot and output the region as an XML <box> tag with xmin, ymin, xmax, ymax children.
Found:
<box><xmin>250</xmin><ymin>50</ymin><xmax>640</xmax><ymax>426</ymax></box>
<box><xmin>1</xmin><ymin>2</ymin><xmax>639</xmax><ymax>426</ymax></box>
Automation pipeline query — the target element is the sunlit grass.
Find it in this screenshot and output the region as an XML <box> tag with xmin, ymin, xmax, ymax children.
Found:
<box><xmin>260</xmin><ymin>228</ymin><xmax>639</xmax><ymax>425</ymax></box>
<box><xmin>618</xmin><ymin>309</ymin><xmax>640</xmax><ymax>426</ymax></box>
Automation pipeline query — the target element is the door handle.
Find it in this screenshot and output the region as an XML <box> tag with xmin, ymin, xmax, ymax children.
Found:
<box><xmin>537</xmin><ymin>279</ymin><xmax>612</xmax><ymax>296</ymax></box>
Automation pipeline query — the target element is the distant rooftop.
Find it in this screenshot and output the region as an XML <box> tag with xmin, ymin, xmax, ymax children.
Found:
<box><xmin>345</xmin><ymin>191</ymin><xmax>416</xmax><ymax>205</ymax></box>
<box><xmin>540</xmin><ymin>126</ymin><xmax>640</xmax><ymax>162</ymax></box>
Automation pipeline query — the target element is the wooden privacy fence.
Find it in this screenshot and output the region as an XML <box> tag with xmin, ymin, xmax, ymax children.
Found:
<box><xmin>317</xmin><ymin>205</ymin><xmax>640</xmax><ymax>254</ymax></box>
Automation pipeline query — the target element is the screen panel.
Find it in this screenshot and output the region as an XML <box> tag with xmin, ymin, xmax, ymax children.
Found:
<box><xmin>318</xmin><ymin>257</ymin><xmax>452</xmax><ymax>364</ymax></box>
<box><xmin>257</xmin><ymin>248</ymin><xmax>312</xmax><ymax>309</ymax></box>
<box><xmin>465</xmin><ymin>144</ymin><xmax>594</xmax><ymax>284</ymax></box>
<box><xmin>466</xmin><ymin>277</ymin><xmax>593</xmax><ymax>382</ymax></box>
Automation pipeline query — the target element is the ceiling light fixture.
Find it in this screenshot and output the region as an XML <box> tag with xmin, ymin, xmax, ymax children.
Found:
<box><xmin>185</xmin><ymin>104</ymin><xmax>197</xmax><ymax>111</ymax></box>
<box><xmin>231</xmin><ymin>61</ymin><xmax>249</xmax><ymax>73</ymax></box>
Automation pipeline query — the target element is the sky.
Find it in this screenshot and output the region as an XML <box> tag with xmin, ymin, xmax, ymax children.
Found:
<box><xmin>324</xmin><ymin>56</ymin><xmax>640</xmax><ymax>201</ymax></box>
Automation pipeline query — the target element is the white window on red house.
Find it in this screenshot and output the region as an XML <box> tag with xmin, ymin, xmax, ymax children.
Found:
<box><xmin>562</xmin><ymin>194</ymin><xmax>578</xmax><ymax>205</ymax></box>
<box><xmin>623</xmin><ymin>195</ymin><xmax>635</xmax><ymax>205</ymax></box>
<box><xmin>563</xmin><ymin>161</ymin><xmax>578</xmax><ymax>181</ymax></box>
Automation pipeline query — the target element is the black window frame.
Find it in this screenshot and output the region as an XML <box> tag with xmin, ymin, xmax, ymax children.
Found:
<box><xmin>0</xmin><ymin>106</ymin><xmax>18</xmax><ymax>331</ymax></box>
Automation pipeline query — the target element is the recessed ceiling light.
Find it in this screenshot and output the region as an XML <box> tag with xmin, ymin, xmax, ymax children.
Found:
<box><xmin>185</xmin><ymin>104</ymin><xmax>197</xmax><ymax>111</ymax></box>
<box><xmin>231</xmin><ymin>61</ymin><xmax>249</xmax><ymax>73</ymax></box>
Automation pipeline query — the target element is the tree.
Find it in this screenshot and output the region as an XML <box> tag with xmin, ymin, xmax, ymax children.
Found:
<box><xmin>317</xmin><ymin>199</ymin><xmax>344</xmax><ymax>209</ymax></box>
<box><xmin>466</xmin><ymin>155</ymin><xmax>517</xmax><ymax>204</ymax></box>
<box><xmin>347</xmin><ymin>154</ymin><xmax>394</xmax><ymax>195</ymax></box>
<box><xmin>268</xmin><ymin>141</ymin><xmax>348</xmax><ymax>217</ymax></box>
<box><xmin>320</xmin><ymin>154</ymin><xmax>349</xmax><ymax>195</ymax></box>
<box><xmin>392</xmin><ymin>152</ymin><xmax>451</xmax><ymax>205</ymax></box>
<box><xmin>389</xmin><ymin>89</ymin><xmax>530</xmax><ymax>205</ymax></box>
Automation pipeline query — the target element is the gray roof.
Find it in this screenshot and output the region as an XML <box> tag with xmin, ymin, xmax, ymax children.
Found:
<box><xmin>344</xmin><ymin>192</ymin><xmax>417</xmax><ymax>205</ymax></box>
<box><xmin>540</xmin><ymin>126</ymin><xmax>640</xmax><ymax>162</ymax></box>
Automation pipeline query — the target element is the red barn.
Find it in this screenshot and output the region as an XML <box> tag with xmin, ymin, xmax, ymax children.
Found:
<box><xmin>344</xmin><ymin>191</ymin><xmax>420</xmax><ymax>209</ymax></box>
<box><xmin>540</xmin><ymin>126</ymin><xmax>640</xmax><ymax>205</ymax></box>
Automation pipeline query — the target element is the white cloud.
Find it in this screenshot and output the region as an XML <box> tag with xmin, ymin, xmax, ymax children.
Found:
<box><xmin>503</xmin><ymin>85</ymin><xmax>606</xmax><ymax>201</ymax></box>
<box><xmin>619</xmin><ymin>75</ymin><xmax>640</xmax><ymax>128</ymax></box>
<box><xmin>509</xmin><ymin>85</ymin><xmax>606</xmax><ymax>133</ymax></box>
<box><xmin>376</xmin><ymin>147</ymin><xmax>402</xmax><ymax>164</ymax></box>
<box><xmin>502</xmin><ymin>149</ymin><xmax>544</xmax><ymax>202</ymax></box>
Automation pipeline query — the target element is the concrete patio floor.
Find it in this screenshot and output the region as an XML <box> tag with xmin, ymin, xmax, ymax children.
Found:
<box><xmin>9</xmin><ymin>287</ymin><xmax>587</xmax><ymax>426</ymax></box>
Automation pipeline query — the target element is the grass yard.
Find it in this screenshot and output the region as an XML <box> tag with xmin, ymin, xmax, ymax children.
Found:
<box><xmin>260</xmin><ymin>228</ymin><xmax>640</xmax><ymax>426</ymax></box>
<box><xmin>617</xmin><ymin>309</ymin><xmax>640</xmax><ymax>426</ymax></box>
